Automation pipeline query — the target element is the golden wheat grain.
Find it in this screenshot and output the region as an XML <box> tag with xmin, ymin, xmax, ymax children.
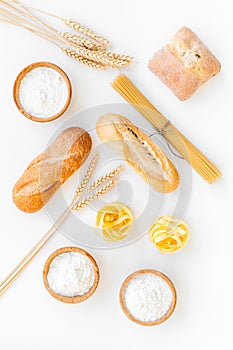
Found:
<box><xmin>62</xmin><ymin>47</ymin><xmax>105</xmax><ymax>70</ymax></box>
<box><xmin>63</xmin><ymin>18</ymin><xmax>111</xmax><ymax>47</ymax></box>
<box><xmin>73</xmin><ymin>180</ymin><xmax>116</xmax><ymax>211</ymax></box>
<box><xmin>61</xmin><ymin>32</ymin><xmax>105</xmax><ymax>51</ymax></box>
<box><xmin>108</xmin><ymin>52</ymin><xmax>133</xmax><ymax>63</ymax></box>
<box><xmin>100</xmin><ymin>51</ymin><xmax>133</xmax><ymax>67</ymax></box>
<box><xmin>69</xmin><ymin>45</ymin><xmax>131</xmax><ymax>68</ymax></box>
<box><xmin>61</xmin><ymin>34</ymin><xmax>132</xmax><ymax>68</ymax></box>
<box><xmin>89</xmin><ymin>165</ymin><xmax>124</xmax><ymax>190</ymax></box>
<box><xmin>71</xmin><ymin>153</ymin><xmax>98</xmax><ymax>207</ymax></box>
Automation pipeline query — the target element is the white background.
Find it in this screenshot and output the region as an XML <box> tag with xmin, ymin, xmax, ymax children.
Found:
<box><xmin>0</xmin><ymin>0</ymin><xmax>232</xmax><ymax>349</ymax></box>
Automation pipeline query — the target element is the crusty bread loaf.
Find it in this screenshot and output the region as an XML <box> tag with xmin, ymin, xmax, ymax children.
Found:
<box><xmin>96</xmin><ymin>114</ymin><xmax>179</xmax><ymax>193</ymax></box>
<box><xmin>148</xmin><ymin>27</ymin><xmax>221</xmax><ymax>100</ymax></box>
<box><xmin>13</xmin><ymin>127</ymin><xmax>92</xmax><ymax>213</ymax></box>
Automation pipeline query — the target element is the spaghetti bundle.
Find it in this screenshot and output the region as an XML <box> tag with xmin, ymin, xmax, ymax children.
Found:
<box><xmin>111</xmin><ymin>74</ymin><xmax>221</xmax><ymax>184</ymax></box>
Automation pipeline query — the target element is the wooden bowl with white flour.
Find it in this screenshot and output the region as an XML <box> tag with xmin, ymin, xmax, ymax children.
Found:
<box><xmin>119</xmin><ymin>269</ymin><xmax>176</xmax><ymax>326</ymax></box>
<box><xmin>43</xmin><ymin>247</ymin><xmax>99</xmax><ymax>304</ymax></box>
<box><xmin>13</xmin><ymin>61</ymin><xmax>72</xmax><ymax>122</ymax></box>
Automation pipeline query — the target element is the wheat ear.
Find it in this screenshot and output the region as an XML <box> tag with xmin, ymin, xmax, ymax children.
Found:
<box><xmin>62</xmin><ymin>18</ymin><xmax>111</xmax><ymax>47</ymax></box>
<box><xmin>70</xmin><ymin>153</ymin><xmax>98</xmax><ymax>207</ymax></box>
<box><xmin>61</xmin><ymin>32</ymin><xmax>105</xmax><ymax>51</ymax></box>
<box><xmin>111</xmin><ymin>52</ymin><xmax>133</xmax><ymax>63</ymax></box>
<box><xmin>73</xmin><ymin>180</ymin><xmax>116</xmax><ymax>211</ymax></box>
<box><xmin>68</xmin><ymin>45</ymin><xmax>132</xmax><ymax>68</ymax></box>
<box><xmin>61</xmin><ymin>48</ymin><xmax>105</xmax><ymax>70</ymax></box>
<box><xmin>89</xmin><ymin>165</ymin><xmax>124</xmax><ymax>190</ymax></box>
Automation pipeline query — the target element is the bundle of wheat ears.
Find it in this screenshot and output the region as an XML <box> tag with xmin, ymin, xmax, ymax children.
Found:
<box><xmin>0</xmin><ymin>0</ymin><xmax>133</xmax><ymax>69</ymax></box>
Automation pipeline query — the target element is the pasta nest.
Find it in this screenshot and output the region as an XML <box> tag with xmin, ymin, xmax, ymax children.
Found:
<box><xmin>96</xmin><ymin>202</ymin><xmax>133</xmax><ymax>241</ymax></box>
<box><xmin>149</xmin><ymin>215</ymin><xmax>189</xmax><ymax>253</ymax></box>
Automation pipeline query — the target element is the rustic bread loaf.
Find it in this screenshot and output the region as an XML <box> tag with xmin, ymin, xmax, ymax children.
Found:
<box><xmin>148</xmin><ymin>26</ymin><xmax>221</xmax><ymax>100</ymax></box>
<box><xmin>13</xmin><ymin>127</ymin><xmax>92</xmax><ymax>213</ymax></box>
<box><xmin>96</xmin><ymin>114</ymin><xmax>179</xmax><ymax>193</ymax></box>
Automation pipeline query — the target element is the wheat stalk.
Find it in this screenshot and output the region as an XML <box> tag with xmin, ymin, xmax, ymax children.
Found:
<box><xmin>0</xmin><ymin>0</ymin><xmax>133</xmax><ymax>70</ymax></box>
<box><xmin>62</xmin><ymin>18</ymin><xmax>111</xmax><ymax>48</ymax></box>
<box><xmin>0</xmin><ymin>0</ymin><xmax>60</xmax><ymax>39</ymax></box>
<box><xmin>89</xmin><ymin>165</ymin><xmax>124</xmax><ymax>190</ymax></box>
<box><xmin>73</xmin><ymin>180</ymin><xmax>116</xmax><ymax>211</ymax></box>
<box><xmin>9</xmin><ymin>0</ymin><xmax>111</xmax><ymax>47</ymax></box>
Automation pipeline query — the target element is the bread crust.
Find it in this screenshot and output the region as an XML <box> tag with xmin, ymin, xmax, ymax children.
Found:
<box><xmin>13</xmin><ymin>127</ymin><xmax>92</xmax><ymax>213</ymax></box>
<box><xmin>148</xmin><ymin>27</ymin><xmax>221</xmax><ymax>100</ymax></box>
<box><xmin>96</xmin><ymin>114</ymin><xmax>179</xmax><ymax>193</ymax></box>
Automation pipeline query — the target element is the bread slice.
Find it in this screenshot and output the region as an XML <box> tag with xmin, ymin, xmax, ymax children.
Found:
<box><xmin>96</xmin><ymin>114</ymin><xmax>179</xmax><ymax>193</ymax></box>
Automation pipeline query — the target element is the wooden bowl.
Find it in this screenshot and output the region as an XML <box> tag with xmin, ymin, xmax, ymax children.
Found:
<box><xmin>119</xmin><ymin>269</ymin><xmax>176</xmax><ymax>326</ymax></box>
<box><xmin>43</xmin><ymin>246</ymin><xmax>100</xmax><ymax>304</ymax></box>
<box><xmin>13</xmin><ymin>61</ymin><xmax>72</xmax><ymax>123</ymax></box>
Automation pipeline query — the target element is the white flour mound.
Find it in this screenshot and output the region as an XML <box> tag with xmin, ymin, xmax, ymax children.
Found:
<box><xmin>124</xmin><ymin>273</ymin><xmax>173</xmax><ymax>322</ymax></box>
<box><xmin>47</xmin><ymin>252</ymin><xmax>95</xmax><ymax>297</ymax></box>
<box><xmin>19</xmin><ymin>67</ymin><xmax>68</xmax><ymax>118</ymax></box>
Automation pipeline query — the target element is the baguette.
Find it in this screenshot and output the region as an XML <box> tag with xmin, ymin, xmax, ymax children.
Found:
<box><xmin>13</xmin><ymin>127</ymin><xmax>92</xmax><ymax>213</ymax></box>
<box><xmin>96</xmin><ymin>114</ymin><xmax>179</xmax><ymax>193</ymax></box>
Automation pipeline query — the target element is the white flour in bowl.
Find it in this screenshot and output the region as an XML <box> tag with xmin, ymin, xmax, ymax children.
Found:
<box><xmin>19</xmin><ymin>67</ymin><xmax>68</xmax><ymax>119</ymax></box>
<box><xmin>124</xmin><ymin>273</ymin><xmax>173</xmax><ymax>322</ymax></box>
<box><xmin>46</xmin><ymin>252</ymin><xmax>95</xmax><ymax>297</ymax></box>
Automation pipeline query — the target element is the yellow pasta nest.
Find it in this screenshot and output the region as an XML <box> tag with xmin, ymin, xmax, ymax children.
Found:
<box><xmin>149</xmin><ymin>215</ymin><xmax>189</xmax><ymax>253</ymax></box>
<box><xmin>96</xmin><ymin>202</ymin><xmax>134</xmax><ymax>241</ymax></box>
